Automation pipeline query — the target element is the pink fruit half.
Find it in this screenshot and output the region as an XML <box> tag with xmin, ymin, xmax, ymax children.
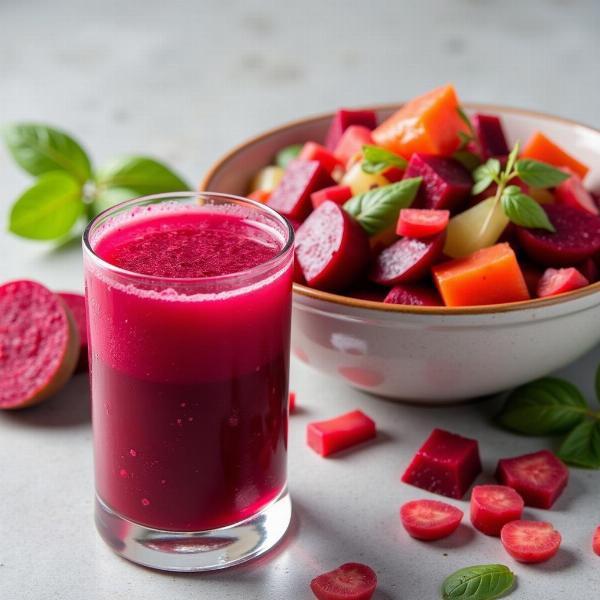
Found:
<box><xmin>0</xmin><ymin>280</ymin><xmax>80</xmax><ymax>409</ymax></box>
<box><xmin>501</xmin><ymin>520</ymin><xmax>561</xmax><ymax>564</ymax></box>
<box><xmin>59</xmin><ymin>292</ymin><xmax>88</xmax><ymax>372</ymax></box>
<box><xmin>400</xmin><ymin>499</ymin><xmax>463</xmax><ymax>541</ymax></box>
<box><xmin>470</xmin><ymin>484</ymin><xmax>524</xmax><ymax>536</ymax></box>
<box><xmin>310</xmin><ymin>562</ymin><xmax>377</xmax><ymax>600</ymax></box>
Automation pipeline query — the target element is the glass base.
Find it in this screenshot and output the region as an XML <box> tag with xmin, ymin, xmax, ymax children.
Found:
<box><xmin>95</xmin><ymin>489</ymin><xmax>292</xmax><ymax>572</ymax></box>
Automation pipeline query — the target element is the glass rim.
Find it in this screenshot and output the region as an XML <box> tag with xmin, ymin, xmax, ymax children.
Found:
<box><xmin>83</xmin><ymin>191</ymin><xmax>295</xmax><ymax>285</ymax></box>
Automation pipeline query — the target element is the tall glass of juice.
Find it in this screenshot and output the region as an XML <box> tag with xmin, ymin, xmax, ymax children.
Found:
<box><xmin>83</xmin><ymin>192</ymin><xmax>294</xmax><ymax>571</ymax></box>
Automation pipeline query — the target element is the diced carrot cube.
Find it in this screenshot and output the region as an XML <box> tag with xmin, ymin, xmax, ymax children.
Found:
<box><xmin>372</xmin><ymin>85</ymin><xmax>469</xmax><ymax>158</ymax></box>
<box><xmin>521</xmin><ymin>131</ymin><xmax>589</xmax><ymax>179</ymax></box>
<box><xmin>432</xmin><ymin>243</ymin><xmax>530</xmax><ymax>306</ymax></box>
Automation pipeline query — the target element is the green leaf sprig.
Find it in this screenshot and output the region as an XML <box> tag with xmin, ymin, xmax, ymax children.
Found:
<box><xmin>360</xmin><ymin>145</ymin><xmax>407</xmax><ymax>175</ymax></box>
<box><xmin>497</xmin><ymin>364</ymin><xmax>600</xmax><ymax>468</ymax></box>
<box><xmin>441</xmin><ymin>564</ymin><xmax>515</xmax><ymax>600</ymax></box>
<box><xmin>472</xmin><ymin>141</ymin><xmax>568</xmax><ymax>233</ymax></box>
<box><xmin>2</xmin><ymin>123</ymin><xmax>190</xmax><ymax>241</ymax></box>
<box><xmin>452</xmin><ymin>107</ymin><xmax>482</xmax><ymax>171</ymax></box>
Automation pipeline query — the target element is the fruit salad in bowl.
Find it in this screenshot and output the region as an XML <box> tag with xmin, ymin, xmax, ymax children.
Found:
<box><xmin>201</xmin><ymin>85</ymin><xmax>600</xmax><ymax>402</ymax></box>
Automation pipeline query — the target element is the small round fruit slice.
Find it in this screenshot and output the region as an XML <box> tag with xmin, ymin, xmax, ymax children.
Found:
<box><xmin>400</xmin><ymin>499</ymin><xmax>463</xmax><ymax>541</ymax></box>
<box><xmin>470</xmin><ymin>485</ymin><xmax>524</xmax><ymax>536</ymax></box>
<box><xmin>396</xmin><ymin>208</ymin><xmax>450</xmax><ymax>238</ymax></box>
<box><xmin>58</xmin><ymin>292</ymin><xmax>88</xmax><ymax>372</ymax></box>
<box><xmin>310</xmin><ymin>562</ymin><xmax>377</xmax><ymax>600</ymax></box>
<box><xmin>500</xmin><ymin>520</ymin><xmax>561</xmax><ymax>563</ymax></box>
<box><xmin>593</xmin><ymin>526</ymin><xmax>600</xmax><ymax>557</ymax></box>
<box><xmin>0</xmin><ymin>280</ymin><xmax>80</xmax><ymax>409</ymax></box>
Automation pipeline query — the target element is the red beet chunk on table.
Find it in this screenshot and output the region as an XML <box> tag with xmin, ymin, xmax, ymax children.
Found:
<box><xmin>325</xmin><ymin>109</ymin><xmax>378</xmax><ymax>151</ymax></box>
<box><xmin>495</xmin><ymin>449</ymin><xmax>568</xmax><ymax>509</ymax></box>
<box><xmin>296</xmin><ymin>200</ymin><xmax>370</xmax><ymax>292</ymax></box>
<box><xmin>370</xmin><ymin>233</ymin><xmax>445</xmax><ymax>286</ymax></box>
<box><xmin>472</xmin><ymin>113</ymin><xmax>509</xmax><ymax>159</ymax></box>
<box><xmin>267</xmin><ymin>159</ymin><xmax>335</xmax><ymax>221</ymax></box>
<box><xmin>470</xmin><ymin>484</ymin><xmax>524</xmax><ymax>536</ymax></box>
<box><xmin>404</xmin><ymin>153</ymin><xmax>472</xmax><ymax>213</ymax></box>
<box><xmin>516</xmin><ymin>204</ymin><xmax>600</xmax><ymax>267</ymax></box>
<box><xmin>383</xmin><ymin>283</ymin><xmax>442</xmax><ymax>306</ymax></box>
<box><xmin>401</xmin><ymin>428</ymin><xmax>482</xmax><ymax>499</ymax></box>
<box><xmin>307</xmin><ymin>410</ymin><xmax>376</xmax><ymax>457</ymax></box>
<box><xmin>537</xmin><ymin>267</ymin><xmax>589</xmax><ymax>298</ymax></box>
<box><xmin>310</xmin><ymin>562</ymin><xmax>377</xmax><ymax>600</ymax></box>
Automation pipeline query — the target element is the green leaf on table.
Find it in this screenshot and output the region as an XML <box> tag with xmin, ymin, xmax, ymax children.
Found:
<box><xmin>90</xmin><ymin>187</ymin><xmax>139</xmax><ymax>218</ymax></box>
<box><xmin>441</xmin><ymin>564</ymin><xmax>515</xmax><ymax>600</ymax></box>
<box><xmin>515</xmin><ymin>159</ymin><xmax>570</xmax><ymax>188</ymax></box>
<box><xmin>275</xmin><ymin>144</ymin><xmax>303</xmax><ymax>169</ymax></box>
<box><xmin>344</xmin><ymin>177</ymin><xmax>421</xmax><ymax>236</ymax></box>
<box><xmin>9</xmin><ymin>171</ymin><xmax>83</xmax><ymax>240</ymax></box>
<box><xmin>95</xmin><ymin>156</ymin><xmax>190</xmax><ymax>195</ymax></box>
<box><xmin>472</xmin><ymin>158</ymin><xmax>500</xmax><ymax>195</ymax></box>
<box><xmin>497</xmin><ymin>377</ymin><xmax>589</xmax><ymax>435</ymax></box>
<box><xmin>1</xmin><ymin>123</ymin><xmax>92</xmax><ymax>183</ymax></box>
<box><xmin>501</xmin><ymin>186</ymin><xmax>555</xmax><ymax>231</ymax></box>
<box><xmin>558</xmin><ymin>420</ymin><xmax>600</xmax><ymax>468</ymax></box>
<box><xmin>361</xmin><ymin>145</ymin><xmax>407</xmax><ymax>174</ymax></box>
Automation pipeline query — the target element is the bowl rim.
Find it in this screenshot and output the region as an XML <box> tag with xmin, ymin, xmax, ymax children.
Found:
<box><xmin>200</xmin><ymin>102</ymin><xmax>600</xmax><ymax>316</ymax></box>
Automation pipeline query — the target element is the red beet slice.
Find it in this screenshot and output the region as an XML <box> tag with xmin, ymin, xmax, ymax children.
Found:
<box><xmin>296</xmin><ymin>200</ymin><xmax>370</xmax><ymax>292</ymax></box>
<box><xmin>400</xmin><ymin>499</ymin><xmax>463</xmax><ymax>541</ymax></box>
<box><xmin>516</xmin><ymin>204</ymin><xmax>600</xmax><ymax>267</ymax></box>
<box><xmin>59</xmin><ymin>292</ymin><xmax>88</xmax><ymax>372</ymax></box>
<box><xmin>0</xmin><ymin>280</ymin><xmax>80</xmax><ymax>409</ymax></box>
<box><xmin>267</xmin><ymin>159</ymin><xmax>335</xmax><ymax>221</ymax></box>
<box><xmin>496</xmin><ymin>449</ymin><xmax>568</xmax><ymax>509</ymax></box>
<box><xmin>537</xmin><ymin>267</ymin><xmax>589</xmax><ymax>298</ymax></box>
<box><xmin>404</xmin><ymin>153</ymin><xmax>472</xmax><ymax>213</ymax></box>
<box><xmin>470</xmin><ymin>484</ymin><xmax>524</xmax><ymax>536</ymax></box>
<box><xmin>310</xmin><ymin>562</ymin><xmax>377</xmax><ymax>600</ymax></box>
<box><xmin>311</xmin><ymin>185</ymin><xmax>353</xmax><ymax>210</ymax></box>
<box><xmin>383</xmin><ymin>283</ymin><xmax>442</xmax><ymax>306</ymax></box>
<box><xmin>401</xmin><ymin>428</ymin><xmax>482</xmax><ymax>499</ymax></box>
<box><xmin>501</xmin><ymin>520</ymin><xmax>561</xmax><ymax>564</ymax></box>
<box><xmin>396</xmin><ymin>208</ymin><xmax>449</xmax><ymax>238</ymax></box>
<box><xmin>472</xmin><ymin>113</ymin><xmax>509</xmax><ymax>159</ymax></box>
<box><xmin>369</xmin><ymin>233</ymin><xmax>445</xmax><ymax>286</ymax></box>
<box><xmin>307</xmin><ymin>409</ymin><xmax>376</xmax><ymax>457</ymax></box>
<box><xmin>555</xmin><ymin>169</ymin><xmax>599</xmax><ymax>215</ymax></box>
<box><xmin>333</xmin><ymin>125</ymin><xmax>374</xmax><ymax>166</ymax></box>
<box><xmin>325</xmin><ymin>109</ymin><xmax>378</xmax><ymax>151</ymax></box>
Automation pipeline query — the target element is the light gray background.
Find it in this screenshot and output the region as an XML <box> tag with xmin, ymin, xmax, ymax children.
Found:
<box><xmin>1</xmin><ymin>1</ymin><xmax>599</xmax><ymax>598</ymax></box>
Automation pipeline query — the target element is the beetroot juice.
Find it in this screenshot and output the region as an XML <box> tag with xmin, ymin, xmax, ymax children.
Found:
<box><xmin>84</xmin><ymin>193</ymin><xmax>294</xmax><ymax>552</ymax></box>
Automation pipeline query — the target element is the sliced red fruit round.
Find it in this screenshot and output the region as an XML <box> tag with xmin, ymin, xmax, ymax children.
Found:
<box><xmin>470</xmin><ymin>485</ymin><xmax>524</xmax><ymax>536</ymax></box>
<box><xmin>295</xmin><ymin>200</ymin><xmax>370</xmax><ymax>292</ymax></box>
<box><xmin>369</xmin><ymin>232</ymin><xmax>445</xmax><ymax>285</ymax></box>
<box><xmin>396</xmin><ymin>209</ymin><xmax>450</xmax><ymax>238</ymax></box>
<box><xmin>400</xmin><ymin>499</ymin><xmax>463</xmax><ymax>541</ymax></box>
<box><xmin>383</xmin><ymin>283</ymin><xmax>442</xmax><ymax>306</ymax></box>
<box><xmin>310</xmin><ymin>562</ymin><xmax>377</xmax><ymax>600</ymax></box>
<box><xmin>58</xmin><ymin>292</ymin><xmax>88</xmax><ymax>373</ymax></box>
<box><xmin>0</xmin><ymin>280</ymin><xmax>80</xmax><ymax>409</ymax></box>
<box><xmin>500</xmin><ymin>520</ymin><xmax>561</xmax><ymax>563</ymax></box>
<box><xmin>593</xmin><ymin>526</ymin><xmax>600</xmax><ymax>557</ymax></box>
<box><xmin>516</xmin><ymin>204</ymin><xmax>600</xmax><ymax>267</ymax></box>
<box><xmin>536</xmin><ymin>267</ymin><xmax>589</xmax><ymax>298</ymax></box>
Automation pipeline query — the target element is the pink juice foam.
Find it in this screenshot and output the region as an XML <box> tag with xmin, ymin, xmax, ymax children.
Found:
<box><xmin>86</xmin><ymin>205</ymin><xmax>293</xmax><ymax>531</ymax></box>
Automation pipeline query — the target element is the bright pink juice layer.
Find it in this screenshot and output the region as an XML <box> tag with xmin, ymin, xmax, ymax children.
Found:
<box><xmin>86</xmin><ymin>206</ymin><xmax>293</xmax><ymax>531</ymax></box>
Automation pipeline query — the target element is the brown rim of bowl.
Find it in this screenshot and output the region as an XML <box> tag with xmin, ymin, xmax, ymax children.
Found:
<box><xmin>200</xmin><ymin>102</ymin><xmax>600</xmax><ymax>316</ymax></box>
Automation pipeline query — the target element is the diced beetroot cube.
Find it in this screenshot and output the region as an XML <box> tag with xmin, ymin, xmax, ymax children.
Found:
<box><xmin>307</xmin><ymin>409</ymin><xmax>376</xmax><ymax>457</ymax></box>
<box><xmin>401</xmin><ymin>428</ymin><xmax>482</xmax><ymax>499</ymax></box>
<box><xmin>333</xmin><ymin>125</ymin><xmax>374</xmax><ymax>166</ymax></box>
<box><xmin>267</xmin><ymin>160</ymin><xmax>335</xmax><ymax>221</ymax></box>
<box><xmin>311</xmin><ymin>185</ymin><xmax>353</xmax><ymax>210</ymax></box>
<box><xmin>537</xmin><ymin>267</ymin><xmax>589</xmax><ymax>298</ymax></box>
<box><xmin>496</xmin><ymin>449</ymin><xmax>568</xmax><ymax>509</ymax></box>
<box><xmin>369</xmin><ymin>233</ymin><xmax>445</xmax><ymax>286</ymax></box>
<box><xmin>325</xmin><ymin>109</ymin><xmax>378</xmax><ymax>150</ymax></box>
<box><xmin>472</xmin><ymin>113</ymin><xmax>509</xmax><ymax>159</ymax></box>
<box><xmin>404</xmin><ymin>153</ymin><xmax>472</xmax><ymax>213</ymax></box>
<box><xmin>516</xmin><ymin>204</ymin><xmax>600</xmax><ymax>267</ymax></box>
<box><xmin>298</xmin><ymin>141</ymin><xmax>344</xmax><ymax>175</ymax></box>
<box><xmin>470</xmin><ymin>484</ymin><xmax>524</xmax><ymax>536</ymax></box>
<box><xmin>295</xmin><ymin>200</ymin><xmax>370</xmax><ymax>292</ymax></box>
<box><xmin>555</xmin><ymin>168</ymin><xmax>599</xmax><ymax>215</ymax></box>
<box><xmin>578</xmin><ymin>257</ymin><xmax>598</xmax><ymax>283</ymax></box>
<box><xmin>383</xmin><ymin>283</ymin><xmax>442</xmax><ymax>306</ymax></box>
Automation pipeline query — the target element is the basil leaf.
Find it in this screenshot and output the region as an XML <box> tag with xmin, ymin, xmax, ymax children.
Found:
<box><xmin>558</xmin><ymin>420</ymin><xmax>600</xmax><ymax>468</ymax></box>
<box><xmin>9</xmin><ymin>171</ymin><xmax>83</xmax><ymax>240</ymax></box>
<box><xmin>456</xmin><ymin>106</ymin><xmax>475</xmax><ymax>135</ymax></box>
<box><xmin>497</xmin><ymin>377</ymin><xmax>589</xmax><ymax>435</ymax></box>
<box><xmin>442</xmin><ymin>564</ymin><xmax>515</xmax><ymax>600</ymax></box>
<box><xmin>501</xmin><ymin>187</ymin><xmax>555</xmax><ymax>231</ymax></box>
<box><xmin>516</xmin><ymin>159</ymin><xmax>570</xmax><ymax>188</ymax></box>
<box><xmin>453</xmin><ymin>150</ymin><xmax>482</xmax><ymax>172</ymax></box>
<box><xmin>275</xmin><ymin>144</ymin><xmax>303</xmax><ymax>169</ymax></box>
<box><xmin>344</xmin><ymin>178</ymin><xmax>421</xmax><ymax>236</ymax></box>
<box><xmin>472</xmin><ymin>159</ymin><xmax>500</xmax><ymax>195</ymax></box>
<box><xmin>2</xmin><ymin>123</ymin><xmax>92</xmax><ymax>183</ymax></box>
<box><xmin>90</xmin><ymin>187</ymin><xmax>139</xmax><ymax>218</ymax></box>
<box><xmin>96</xmin><ymin>156</ymin><xmax>189</xmax><ymax>195</ymax></box>
<box><xmin>361</xmin><ymin>145</ymin><xmax>407</xmax><ymax>174</ymax></box>
<box><xmin>505</xmin><ymin>141</ymin><xmax>520</xmax><ymax>177</ymax></box>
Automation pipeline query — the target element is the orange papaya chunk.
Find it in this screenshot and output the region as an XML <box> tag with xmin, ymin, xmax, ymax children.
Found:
<box><xmin>521</xmin><ymin>131</ymin><xmax>589</xmax><ymax>179</ymax></box>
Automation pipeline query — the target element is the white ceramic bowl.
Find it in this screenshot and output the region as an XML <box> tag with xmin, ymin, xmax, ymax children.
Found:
<box><xmin>201</xmin><ymin>104</ymin><xmax>600</xmax><ymax>403</ymax></box>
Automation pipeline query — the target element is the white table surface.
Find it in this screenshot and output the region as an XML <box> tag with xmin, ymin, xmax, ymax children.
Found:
<box><xmin>1</xmin><ymin>1</ymin><xmax>600</xmax><ymax>598</ymax></box>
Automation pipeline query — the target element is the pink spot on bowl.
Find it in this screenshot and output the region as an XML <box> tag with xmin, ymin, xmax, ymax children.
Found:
<box><xmin>293</xmin><ymin>346</ymin><xmax>309</xmax><ymax>363</ymax></box>
<box><xmin>337</xmin><ymin>366</ymin><xmax>384</xmax><ymax>387</ymax></box>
